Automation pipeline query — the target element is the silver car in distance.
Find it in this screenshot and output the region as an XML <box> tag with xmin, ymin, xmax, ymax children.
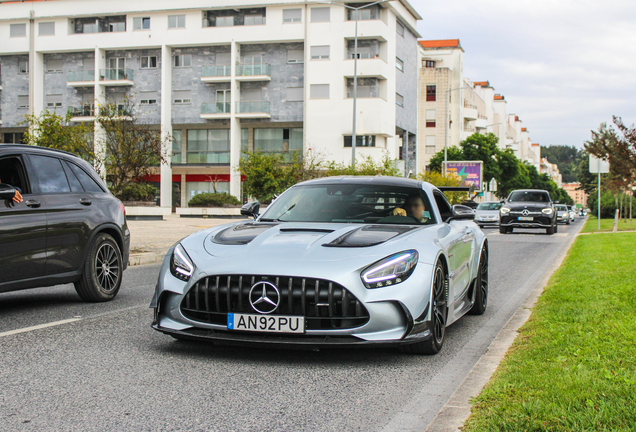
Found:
<box><xmin>150</xmin><ymin>177</ymin><xmax>489</xmax><ymax>355</ymax></box>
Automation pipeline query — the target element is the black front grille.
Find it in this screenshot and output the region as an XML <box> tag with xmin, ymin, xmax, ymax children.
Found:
<box><xmin>180</xmin><ymin>275</ymin><xmax>370</xmax><ymax>330</ymax></box>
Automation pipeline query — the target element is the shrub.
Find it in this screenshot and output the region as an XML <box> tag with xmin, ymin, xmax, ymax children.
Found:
<box><xmin>118</xmin><ymin>182</ymin><xmax>157</xmax><ymax>202</ymax></box>
<box><xmin>188</xmin><ymin>192</ymin><xmax>241</xmax><ymax>208</ymax></box>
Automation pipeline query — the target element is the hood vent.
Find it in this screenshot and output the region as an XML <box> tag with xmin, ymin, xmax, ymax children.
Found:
<box><xmin>323</xmin><ymin>225</ymin><xmax>418</xmax><ymax>248</ymax></box>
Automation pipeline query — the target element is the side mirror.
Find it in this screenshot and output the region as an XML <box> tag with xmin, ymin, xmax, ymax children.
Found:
<box><xmin>240</xmin><ymin>201</ymin><xmax>260</xmax><ymax>219</ymax></box>
<box><xmin>554</xmin><ymin>201</ymin><xmax>560</xmax><ymax>204</ymax></box>
<box><xmin>0</xmin><ymin>184</ymin><xmax>17</xmax><ymax>200</ymax></box>
<box><xmin>447</xmin><ymin>204</ymin><xmax>475</xmax><ymax>222</ymax></box>
<box><xmin>499</xmin><ymin>199</ymin><xmax>506</xmax><ymax>204</ymax></box>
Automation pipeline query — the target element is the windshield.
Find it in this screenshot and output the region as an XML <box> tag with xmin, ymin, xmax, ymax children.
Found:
<box><xmin>555</xmin><ymin>205</ymin><xmax>568</xmax><ymax>211</ymax></box>
<box><xmin>260</xmin><ymin>184</ymin><xmax>436</xmax><ymax>225</ymax></box>
<box><xmin>508</xmin><ymin>191</ymin><xmax>550</xmax><ymax>203</ymax></box>
<box><xmin>477</xmin><ymin>202</ymin><xmax>502</xmax><ymax>211</ymax></box>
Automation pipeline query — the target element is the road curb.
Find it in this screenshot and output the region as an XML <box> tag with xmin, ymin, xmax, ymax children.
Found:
<box><xmin>128</xmin><ymin>252</ymin><xmax>164</xmax><ymax>266</ymax></box>
<box><xmin>424</xmin><ymin>225</ymin><xmax>584</xmax><ymax>432</ymax></box>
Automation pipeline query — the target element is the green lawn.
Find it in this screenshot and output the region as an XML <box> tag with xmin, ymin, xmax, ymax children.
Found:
<box><xmin>580</xmin><ymin>216</ymin><xmax>636</xmax><ymax>233</ymax></box>
<box><xmin>463</xmin><ymin>231</ymin><xmax>636</xmax><ymax>431</ymax></box>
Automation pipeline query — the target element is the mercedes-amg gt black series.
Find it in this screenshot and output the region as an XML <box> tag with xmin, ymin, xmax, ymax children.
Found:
<box><xmin>499</xmin><ymin>189</ymin><xmax>558</xmax><ymax>235</ymax></box>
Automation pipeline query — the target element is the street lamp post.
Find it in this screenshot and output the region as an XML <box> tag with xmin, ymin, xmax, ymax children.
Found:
<box><xmin>318</xmin><ymin>0</ymin><xmax>389</xmax><ymax>168</ymax></box>
<box><xmin>444</xmin><ymin>86</ymin><xmax>471</xmax><ymax>171</ymax></box>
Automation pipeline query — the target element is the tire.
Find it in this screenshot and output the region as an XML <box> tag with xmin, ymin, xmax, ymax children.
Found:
<box><xmin>469</xmin><ymin>247</ymin><xmax>488</xmax><ymax>315</ymax></box>
<box><xmin>399</xmin><ymin>261</ymin><xmax>447</xmax><ymax>355</ymax></box>
<box><xmin>74</xmin><ymin>233</ymin><xmax>123</xmax><ymax>302</ymax></box>
<box><xmin>546</xmin><ymin>226</ymin><xmax>554</xmax><ymax>235</ymax></box>
<box><xmin>508</xmin><ymin>227</ymin><xmax>514</xmax><ymax>233</ymax></box>
<box><xmin>554</xmin><ymin>223</ymin><xmax>558</xmax><ymax>233</ymax></box>
<box><xmin>566</xmin><ymin>220</ymin><xmax>570</xmax><ymax>225</ymax></box>
<box><xmin>499</xmin><ymin>226</ymin><xmax>507</xmax><ymax>234</ymax></box>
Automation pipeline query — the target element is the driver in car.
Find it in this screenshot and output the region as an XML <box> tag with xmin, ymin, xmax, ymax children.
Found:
<box><xmin>392</xmin><ymin>195</ymin><xmax>429</xmax><ymax>223</ymax></box>
<box><xmin>0</xmin><ymin>176</ymin><xmax>23</xmax><ymax>203</ymax></box>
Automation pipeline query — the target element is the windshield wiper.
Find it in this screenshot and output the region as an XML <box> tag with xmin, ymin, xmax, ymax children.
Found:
<box><xmin>258</xmin><ymin>218</ymin><xmax>286</xmax><ymax>222</ymax></box>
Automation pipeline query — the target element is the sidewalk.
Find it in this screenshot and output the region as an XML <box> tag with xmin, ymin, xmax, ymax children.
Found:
<box><xmin>127</xmin><ymin>214</ymin><xmax>240</xmax><ymax>266</ymax></box>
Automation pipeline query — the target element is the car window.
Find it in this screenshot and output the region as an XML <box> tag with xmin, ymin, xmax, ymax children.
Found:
<box><xmin>433</xmin><ymin>191</ymin><xmax>453</xmax><ymax>222</ymax></box>
<box><xmin>66</xmin><ymin>162</ymin><xmax>104</xmax><ymax>193</ymax></box>
<box><xmin>0</xmin><ymin>156</ymin><xmax>30</xmax><ymax>194</ymax></box>
<box><xmin>477</xmin><ymin>202</ymin><xmax>502</xmax><ymax>210</ymax></box>
<box><xmin>61</xmin><ymin>161</ymin><xmax>84</xmax><ymax>193</ymax></box>
<box><xmin>508</xmin><ymin>191</ymin><xmax>550</xmax><ymax>202</ymax></box>
<box><xmin>29</xmin><ymin>155</ymin><xmax>71</xmax><ymax>194</ymax></box>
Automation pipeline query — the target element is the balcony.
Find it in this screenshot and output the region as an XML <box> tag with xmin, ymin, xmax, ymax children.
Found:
<box><xmin>201</xmin><ymin>65</ymin><xmax>232</xmax><ymax>83</ymax></box>
<box><xmin>68</xmin><ymin>105</ymin><xmax>95</xmax><ymax>122</ymax></box>
<box><xmin>236</xmin><ymin>101</ymin><xmax>270</xmax><ymax>119</ymax></box>
<box><xmin>98</xmin><ymin>69</ymin><xmax>134</xmax><ymax>86</ymax></box>
<box><xmin>67</xmin><ymin>70</ymin><xmax>95</xmax><ymax>87</ymax></box>
<box><xmin>98</xmin><ymin>105</ymin><xmax>134</xmax><ymax>120</ymax></box>
<box><xmin>200</xmin><ymin>102</ymin><xmax>231</xmax><ymax>119</ymax></box>
<box><xmin>343</xmin><ymin>57</ymin><xmax>389</xmax><ymax>80</ymax></box>
<box><xmin>235</xmin><ymin>63</ymin><xmax>271</xmax><ymax>81</ymax></box>
<box><xmin>186</xmin><ymin>151</ymin><xmax>231</xmax><ymax>164</ymax></box>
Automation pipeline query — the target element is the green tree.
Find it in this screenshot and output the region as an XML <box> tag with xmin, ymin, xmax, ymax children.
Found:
<box><xmin>460</xmin><ymin>133</ymin><xmax>502</xmax><ymax>184</ymax></box>
<box><xmin>325</xmin><ymin>153</ymin><xmax>400</xmax><ymax>177</ymax></box>
<box><xmin>418</xmin><ymin>171</ymin><xmax>465</xmax><ymax>204</ymax></box>
<box><xmin>238</xmin><ymin>150</ymin><xmax>291</xmax><ymax>203</ymax></box>
<box><xmin>427</xmin><ymin>146</ymin><xmax>464</xmax><ymax>173</ymax></box>
<box><xmin>540</xmin><ymin>144</ymin><xmax>583</xmax><ymax>183</ymax></box>
<box><xmin>495</xmin><ymin>151</ymin><xmax>523</xmax><ymax>197</ymax></box>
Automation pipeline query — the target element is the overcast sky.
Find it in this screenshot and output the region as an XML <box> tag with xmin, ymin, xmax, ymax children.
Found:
<box><xmin>410</xmin><ymin>0</ymin><xmax>636</xmax><ymax>149</ymax></box>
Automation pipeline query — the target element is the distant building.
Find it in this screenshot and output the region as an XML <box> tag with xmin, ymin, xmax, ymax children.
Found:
<box><xmin>539</xmin><ymin>157</ymin><xmax>563</xmax><ymax>187</ymax></box>
<box><xmin>562</xmin><ymin>182</ymin><xmax>588</xmax><ymax>207</ymax></box>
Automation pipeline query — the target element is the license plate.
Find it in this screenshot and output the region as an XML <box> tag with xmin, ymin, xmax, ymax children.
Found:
<box><xmin>227</xmin><ymin>313</ymin><xmax>305</xmax><ymax>333</ymax></box>
<box><xmin>518</xmin><ymin>216</ymin><xmax>533</xmax><ymax>221</ymax></box>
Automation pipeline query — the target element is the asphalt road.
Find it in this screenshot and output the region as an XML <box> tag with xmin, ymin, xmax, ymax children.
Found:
<box><xmin>0</xmin><ymin>219</ymin><xmax>584</xmax><ymax>432</ymax></box>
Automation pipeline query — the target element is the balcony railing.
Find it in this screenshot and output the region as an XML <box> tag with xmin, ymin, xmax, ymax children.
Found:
<box><xmin>464</xmin><ymin>126</ymin><xmax>476</xmax><ymax>133</ymax></box>
<box><xmin>201</xmin><ymin>102</ymin><xmax>231</xmax><ymax>115</ymax></box>
<box><xmin>68</xmin><ymin>106</ymin><xmax>95</xmax><ymax>117</ymax></box>
<box><xmin>236</xmin><ymin>101</ymin><xmax>270</xmax><ymax>114</ymax></box>
<box><xmin>186</xmin><ymin>151</ymin><xmax>231</xmax><ymax>164</ymax></box>
<box><xmin>463</xmin><ymin>100</ymin><xmax>478</xmax><ymax>109</ymax></box>
<box><xmin>236</xmin><ymin>63</ymin><xmax>271</xmax><ymax>77</ymax></box>
<box><xmin>99</xmin><ymin>68</ymin><xmax>133</xmax><ymax>82</ymax></box>
<box><xmin>201</xmin><ymin>65</ymin><xmax>232</xmax><ymax>78</ymax></box>
<box><xmin>99</xmin><ymin>105</ymin><xmax>134</xmax><ymax>117</ymax></box>
<box><xmin>67</xmin><ymin>70</ymin><xmax>95</xmax><ymax>82</ymax></box>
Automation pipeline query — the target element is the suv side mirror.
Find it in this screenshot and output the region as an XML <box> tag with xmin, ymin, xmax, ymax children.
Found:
<box><xmin>0</xmin><ymin>184</ymin><xmax>16</xmax><ymax>200</ymax></box>
<box><xmin>447</xmin><ymin>204</ymin><xmax>475</xmax><ymax>222</ymax></box>
<box><xmin>554</xmin><ymin>201</ymin><xmax>560</xmax><ymax>204</ymax></box>
<box><xmin>240</xmin><ymin>201</ymin><xmax>260</xmax><ymax>219</ymax></box>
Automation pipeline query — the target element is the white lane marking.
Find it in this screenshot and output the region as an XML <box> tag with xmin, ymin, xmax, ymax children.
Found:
<box><xmin>0</xmin><ymin>318</ymin><xmax>81</xmax><ymax>338</ymax></box>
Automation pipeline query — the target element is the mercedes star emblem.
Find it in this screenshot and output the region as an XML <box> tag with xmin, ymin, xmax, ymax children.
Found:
<box><xmin>249</xmin><ymin>281</ymin><xmax>281</xmax><ymax>314</ymax></box>
<box><xmin>522</xmin><ymin>209</ymin><xmax>530</xmax><ymax>216</ymax></box>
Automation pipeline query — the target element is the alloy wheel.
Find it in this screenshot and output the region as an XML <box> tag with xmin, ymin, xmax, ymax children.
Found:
<box><xmin>432</xmin><ymin>266</ymin><xmax>447</xmax><ymax>344</ymax></box>
<box><xmin>95</xmin><ymin>243</ymin><xmax>120</xmax><ymax>293</ymax></box>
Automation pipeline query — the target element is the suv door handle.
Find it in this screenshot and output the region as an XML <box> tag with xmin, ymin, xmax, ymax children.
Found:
<box><xmin>79</xmin><ymin>198</ymin><xmax>92</xmax><ymax>206</ymax></box>
<box><xmin>26</xmin><ymin>200</ymin><xmax>41</xmax><ymax>208</ymax></box>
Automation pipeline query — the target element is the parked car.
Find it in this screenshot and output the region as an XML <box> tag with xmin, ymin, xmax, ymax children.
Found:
<box><xmin>499</xmin><ymin>189</ymin><xmax>558</xmax><ymax>234</ymax></box>
<box><xmin>555</xmin><ymin>204</ymin><xmax>570</xmax><ymax>225</ymax></box>
<box><xmin>151</xmin><ymin>176</ymin><xmax>489</xmax><ymax>355</ymax></box>
<box><xmin>474</xmin><ymin>201</ymin><xmax>502</xmax><ymax>228</ymax></box>
<box><xmin>0</xmin><ymin>145</ymin><xmax>130</xmax><ymax>301</ymax></box>
<box><xmin>567</xmin><ymin>205</ymin><xmax>576</xmax><ymax>222</ymax></box>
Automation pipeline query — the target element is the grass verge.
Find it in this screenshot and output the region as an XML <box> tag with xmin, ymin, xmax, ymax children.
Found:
<box><xmin>580</xmin><ymin>216</ymin><xmax>636</xmax><ymax>233</ymax></box>
<box><xmin>463</xmin><ymin>231</ymin><xmax>636</xmax><ymax>431</ymax></box>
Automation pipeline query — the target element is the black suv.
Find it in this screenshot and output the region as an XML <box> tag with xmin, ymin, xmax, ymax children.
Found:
<box><xmin>0</xmin><ymin>145</ymin><xmax>130</xmax><ymax>301</ymax></box>
<box><xmin>499</xmin><ymin>189</ymin><xmax>558</xmax><ymax>235</ymax></box>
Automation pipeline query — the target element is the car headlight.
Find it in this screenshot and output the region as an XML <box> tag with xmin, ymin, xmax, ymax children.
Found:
<box><xmin>170</xmin><ymin>244</ymin><xmax>194</xmax><ymax>281</ymax></box>
<box><xmin>500</xmin><ymin>207</ymin><xmax>511</xmax><ymax>214</ymax></box>
<box><xmin>361</xmin><ymin>250</ymin><xmax>418</xmax><ymax>289</ymax></box>
<box><xmin>542</xmin><ymin>208</ymin><xmax>553</xmax><ymax>215</ymax></box>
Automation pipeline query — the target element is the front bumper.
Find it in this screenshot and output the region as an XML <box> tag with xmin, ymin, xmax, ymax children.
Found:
<box><xmin>500</xmin><ymin>215</ymin><xmax>554</xmax><ymax>228</ymax></box>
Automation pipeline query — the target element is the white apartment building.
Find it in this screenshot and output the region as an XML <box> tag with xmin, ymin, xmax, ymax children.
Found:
<box><xmin>0</xmin><ymin>0</ymin><xmax>421</xmax><ymax>208</ymax></box>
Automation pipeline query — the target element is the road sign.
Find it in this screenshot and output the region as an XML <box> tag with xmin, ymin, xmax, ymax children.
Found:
<box><xmin>589</xmin><ymin>155</ymin><xmax>609</xmax><ymax>173</ymax></box>
<box><xmin>443</xmin><ymin>161</ymin><xmax>483</xmax><ymax>192</ymax></box>
<box><xmin>489</xmin><ymin>178</ymin><xmax>497</xmax><ymax>192</ymax></box>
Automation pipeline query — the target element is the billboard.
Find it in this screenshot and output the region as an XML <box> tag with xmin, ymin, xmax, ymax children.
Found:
<box><xmin>443</xmin><ymin>161</ymin><xmax>484</xmax><ymax>192</ymax></box>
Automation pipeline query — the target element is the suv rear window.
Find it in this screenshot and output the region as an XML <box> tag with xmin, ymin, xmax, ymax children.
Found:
<box><xmin>66</xmin><ymin>162</ymin><xmax>104</xmax><ymax>193</ymax></box>
<box><xmin>508</xmin><ymin>191</ymin><xmax>550</xmax><ymax>203</ymax></box>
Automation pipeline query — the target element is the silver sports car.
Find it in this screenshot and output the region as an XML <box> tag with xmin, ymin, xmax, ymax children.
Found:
<box><xmin>150</xmin><ymin>177</ymin><xmax>489</xmax><ymax>355</ymax></box>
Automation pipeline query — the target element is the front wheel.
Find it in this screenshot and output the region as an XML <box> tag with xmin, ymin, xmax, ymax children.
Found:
<box><xmin>469</xmin><ymin>247</ymin><xmax>488</xmax><ymax>315</ymax></box>
<box><xmin>399</xmin><ymin>261</ymin><xmax>447</xmax><ymax>355</ymax></box>
<box><xmin>499</xmin><ymin>226</ymin><xmax>507</xmax><ymax>234</ymax></box>
<box><xmin>546</xmin><ymin>226</ymin><xmax>554</xmax><ymax>235</ymax></box>
<box><xmin>75</xmin><ymin>233</ymin><xmax>123</xmax><ymax>302</ymax></box>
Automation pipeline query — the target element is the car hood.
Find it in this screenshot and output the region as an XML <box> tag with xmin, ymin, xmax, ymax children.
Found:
<box><xmin>504</xmin><ymin>202</ymin><xmax>552</xmax><ymax>211</ymax></box>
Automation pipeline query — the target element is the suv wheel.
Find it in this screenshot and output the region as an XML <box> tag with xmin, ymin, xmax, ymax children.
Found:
<box><xmin>75</xmin><ymin>233</ymin><xmax>123</xmax><ymax>302</ymax></box>
<box><xmin>546</xmin><ymin>226</ymin><xmax>554</xmax><ymax>235</ymax></box>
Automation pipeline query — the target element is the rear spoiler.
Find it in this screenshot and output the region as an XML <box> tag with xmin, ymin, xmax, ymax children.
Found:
<box><xmin>437</xmin><ymin>186</ymin><xmax>474</xmax><ymax>193</ymax></box>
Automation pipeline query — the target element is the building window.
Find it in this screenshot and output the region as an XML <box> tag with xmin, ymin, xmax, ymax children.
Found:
<box><xmin>348</xmin><ymin>85</ymin><xmax>371</xmax><ymax>98</ymax></box>
<box><xmin>18</xmin><ymin>60</ymin><xmax>29</xmax><ymax>75</ymax></box>
<box><xmin>425</xmin><ymin>60</ymin><xmax>435</xmax><ymax>68</ymax></box>
<box><xmin>349</xmin><ymin>9</ymin><xmax>371</xmax><ymax>20</ymax></box>
<box><xmin>172</xmin><ymin>130</ymin><xmax>182</xmax><ymax>164</ymax></box>
<box><xmin>216</xmin><ymin>16</ymin><xmax>234</xmax><ymax>27</ymax></box>
<box><xmin>283</xmin><ymin>9</ymin><xmax>302</xmax><ymax>23</ymax></box>
<box><xmin>245</xmin><ymin>14</ymin><xmax>265</xmax><ymax>26</ymax></box>
<box><xmin>18</xmin><ymin>95</ymin><xmax>29</xmax><ymax>109</ymax></box>
<box><xmin>310</xmin><ymin>84</ymin><xmax>329</xmax><ymax>99</ymax></box>
<box><xmin>168</xmin><ymin>15</ymin><xmax>186</xmax><ymax>29</ymax></box>
<box><xmin>426</xmin><ymin>109</ymin><xmax>436</xmax><ymax>127</ymax></box>
<box><xmin>396</xmin><ymin>20</ymin><xmax>405</xmax><ymax>37</ymax></box>
<box><xmin>83</xmin><ymin>22</ymin><xmax>98</xmax><ymax>33</ymax></box>
<box><xmin>311</xmin><ymin>45</ymin><xmax>330</xmax><ymax>60</ymax></box>
<box><xmin>254</xmin><ymin>128</ymin><xmax>303</xmax><ymax>161</ymax></box>
<box><xmin>39</xmin><ymin>22</ymin><xmax>55</xmax><ymax>36</ymax></box>
<box><xmin>10</xmin><ymin>23</ymin><xmax>26</xmax><ymax>38</ymax></box>
<box><xmin>174</xmin><ymin>54</ymin><xmax>191</xmax><ymax>68</ymax></box>
<box><xmin>173</xmin><ymin>90</ymin><xmax>191</xmax><ymax>104</ymax></box>
<box><xmin>350</xmin><ymin>47</ymin><xmax>371</xmax><ymax>59</ymax></box>
<box><xmin>187</xmin><ymin>181</ymin><xmax>229</xmax><ymax>199</ymax></box>
<box><xmin>396</xmin><ymin>57</ymin><xmax>404</xmax><ymax>71</ymax></box>
<box><xmin>133</xmin><ymin>17</ymin><xmax>151</xmax><ymax>30</ymax></box>
<box><xmin>426</xmin><ymin>85</ymin><xmax>436</xmax><ymax>102</ymax></box>
<box><xmin>344</xmin><ymin>135</ymin><xmax>375</xmax><ymax>147</ymax></box>
<box><xmin>46</xmin><ymin>94</ymin><xmax>63</xmax><ymax>108</ymax></box>
<box><xmin>286</xmin><ymin>87</ymin><xmax>304</xmax><ymax>102</ymax></box>
<box><xmin>140</xmin><ymin>56</ymin><xmax>157</xmax><ymax>69</ymax></box>
<box><xmin>287</xmin><ymin>49</ymin><xmax>304</xmax><ymax>64</ymax></box>
<box><xmin>425</xmin><ymin>135</ymin><xmax>436</xmax><ymax>153</ymax></box>
<box><xmin>186</xmin><ymin>129</ymin><xmax>230</xmax><ymax>164</ymax></box>
<box><xmin>140</xmin><ymin>91</ymin><xmax>158</xmax><ymax>105</ymax></box>
<box><xmin>396</xmin><ymin>93</ymin><xmax>404</xmax><ymax>107</ymax></box>
<box><xmin>109</xmin><ymin>21</ymin><xmax>126</xmax><ymax>32</ymax></box>
<box><xmin>311</xmin><ymin>7</ymin><xmax>330</xmax><ymax>23</ymax></box>
<box><xmin>46</xmin><ymin>59</ymin><xmax>63</xmax><ymax>73</ymax></box>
